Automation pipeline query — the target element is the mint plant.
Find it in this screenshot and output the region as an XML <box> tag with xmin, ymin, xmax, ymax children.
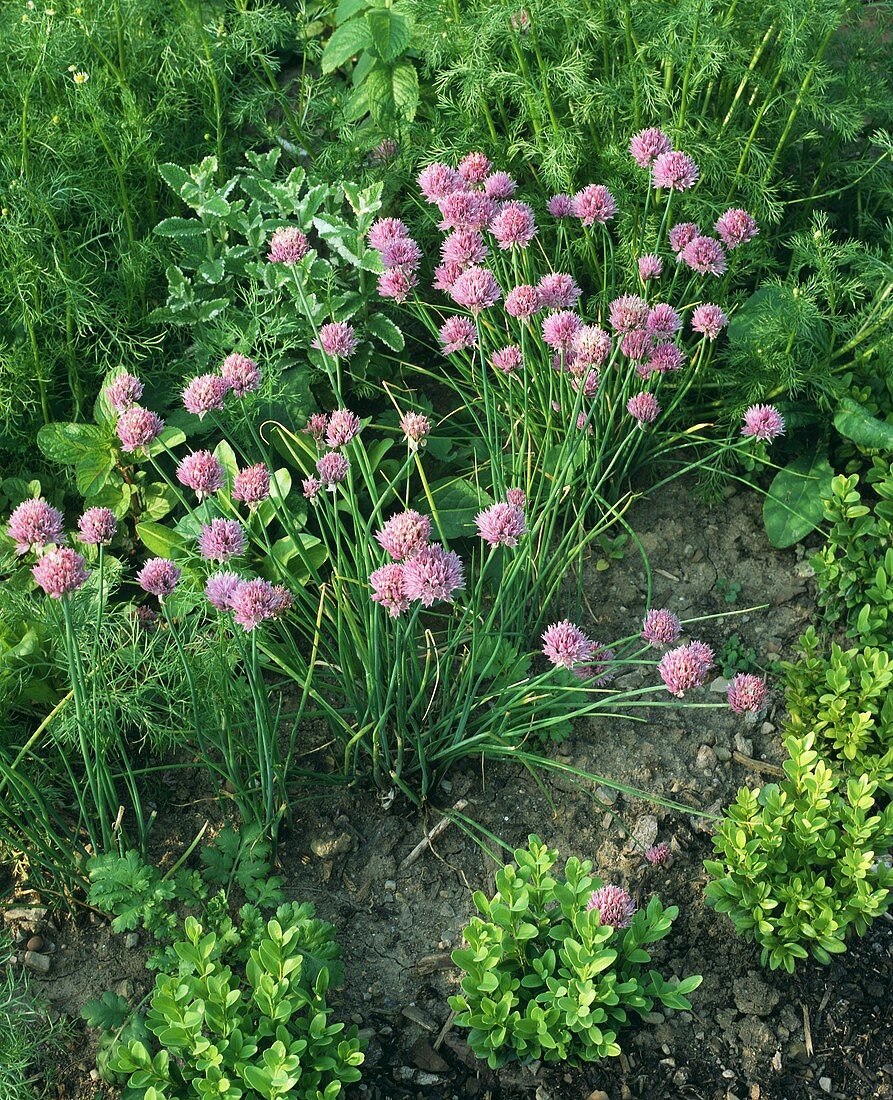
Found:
<box><xmin>449</xmin><ymin>836</ymin><xmax>701</xmax><ymax>1068</ymax></box>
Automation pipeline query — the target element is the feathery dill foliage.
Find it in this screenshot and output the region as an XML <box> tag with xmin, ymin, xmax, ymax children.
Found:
<box><xmin>0</xmin><ymin>0</ymin><xmax>298</xmax><ymax>461</ymax></box>
<box><xmin>407</xmin><ymin>0</ymin><xmax>892</xmax><ymax>227</ymax></box>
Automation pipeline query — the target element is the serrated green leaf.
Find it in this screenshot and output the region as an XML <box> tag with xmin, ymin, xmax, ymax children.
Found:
<box><xmin>321</xmin><ymin>18</ymin><xmax>372</xmax><ymax>73</ymax></box>
<box><xmin>366</xmin><ymin>8</ymin><xmax>411</xmax><ymax>62</ymax></box>
<box><xmin>366</xmin><ymin>313</ymin><xmax>404</xmax><ymax>351</ymax></box>
<box><xmin>155</xmin><ymin>217</ymin><xmax>206</xmax><ymax>238</ymax></box>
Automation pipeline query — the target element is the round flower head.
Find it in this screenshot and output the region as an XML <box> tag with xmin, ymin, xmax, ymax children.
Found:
<box><xmin>137</xmin><ymin>557</ymin><xmax>181</xmax><ymax>598</ymax></box>
<box><xmin>573</xmin><ymin>326</ymin><xmax>612</xmax><ymax>368</ymax></box>
<box><xmin>199</xmin><ymin>519</ymin><xmax>245</xmax><ymax>563</ymax></box>
<box><xmin>620</xmin><ymin>330</ymin><xmax>652</xmax><ymax>361</ymax></box>
<box><xmin>510</xmin><ymin>8</ymin><xmax>530</xmax><ymax>32</ymax></box>
<box><xmin>177</xmin><ymin>450</ymin><xmax>224</xmax><ymax>500</ymax></box>
<box><xmin>658</xmin><ymin>641</ymin><xmax>712</xmax><ymax>697</ymax></box>
<box><xmin>668</xmin><ymin>222</ymin><xmax>701</xmax><ymax>254</ymax></box>
<box><xmin>302</xmin><ymin>476</ymin><xmax>322</xmax><ymax>501</ymax></box>
<box><xmin>647</xmin><ymin>344</ymin><xmax>686</xmax><ymax>375</ymax></box>
<box><xmin>741</xmin><ymin>404</ymin><xmax>785</xmax><ymax>442</ymax></box>
<box><xmin>220</xmin><ymin>353</ymin><xmax>260</xmax><ymax>397</ymax></box>
<box><xmin>506</xmin><ymin>488</ymin><xmax>526</xmax><ymax>508</ymax></box>
<box><xmin>316</xmin><ymin>451</ymin><xmax>350</xmax><ymax>489</ymax></box>
<box><xmin>183</xmin><ymin>374</ymin><xmax>230</xmax><ymax>419</ymax></box>
<box><xmin>537</xmin><ymin>273</ymin><xmax>582</xmax><ymax>310</ymax></box>
<box><xmin>402</xmin><ymin>543</ymin><xmax>464</xmax><ymax>606</ymax></box>
<box><xmin>572</xmin><ymin>184</ymin><xmax>617</xmax><ymax>226</ymax></box>
<box><xmin>573</xmin><ymin>643</ymin><xmax>616</xmax><ymax>686</ymax></box>
<box><xmin>433</xmin><ymin>261</ymin><xmax>463</xmax><ymax>293</ymax></box>
<box><xmin>315</xmin><ymin>322</ymin><xmax>358</xmax><ymax>359</ymax></box>
<box><xmin>491</xmin><ymin>345</ymin><xmax>523</xmax><ymax>374</ymax></box>
<box><xmin>541</xmin><ymin>310</ymin><xmax>582</xmax><ymax>350</ymax></box>
<box><xmin>572</xmin><ymin>368</ymin><xmax>601</xmax><ymax>398</ymax></box>
<box><xmin>400</xmin><ymin>411</ymin><xmax>431</xmax><ymax>450</ymax></box>
<box><xmin>627</xmin><ymin>392</ymin><xmax>661</xmax><ymax>426</ymax></box>
<box><xmin>368</xmin><ymin>217</ymin><xmax>409</xmax><ymax>250</ymax></box>
<box><xmin>475</xmin><ymin>501</ymin><xmax>526</xmax><ymax>547</ymax></box>
<box><xmin>682</xmin><ymin>236</ymin><xmax>727</xmax><ymax>276</ymax></box>
<box><xmin>441</xmin><ymin>230</ymin><xmax>489</xmax><ymax>269</ymax></box>
<box><xmin>106</xmin><ymin>371</ymin><xmax>143</xmax><ymax>413</ymax></box>
<box><xmin>205</xmin><ymin>570</ymin><xmax>242</xmax><ymax>611</ymax></box>
<box><xmin>641</xmin><ymin>608</ymin><xmax>681</xmax><ymax>646</ymax></box>
<box><xmin>691</xmin><ymin>303</ymin><xmax>729</xmax><ymax>340</ymax></box>
<box><xmin>644</xmin><ymin>842</ymin><xmax>671</xmax><ymax>867</ymax></box>
<box><xmin>380</xmin><ymin>237</ymin><xmax>422</xmax><ymax>271</ymax></box>
<box><xmin>439</xmin><ymin>315</ymin><xmax>478</xmax><ymax>354</ymax></box>
<box><xmin>231</xmin><ymin>578</ymin><xmax>281</xmax><ymax>631</ymax></box>
<box><xmin>542</xmin><ymin>619</ymin><xmax>595</xmax><ymax>670</ymax></box>
<box><xmin>417</xmin><ymin>162</ymin><xmax>464</xmax><ymax>203</ymax></box>
<box><xmin>458</xmin><ymin>151</ymin><xmax>492</xmax><ymax>184</ymax></box>
<box><xmin>450</xmin><ymin>266</ymin><xmax>501</xmax><ymax>312</ymax></box>
<box><xmin>727</xmin><ymin>672</ymin><xmax>768</xmax><ymax>714</ymax></box>
<box><xmin>267</xmin><ymin>226</ymin><xmax>309</xmax><ymax>264</ymax></box>
<box><xmin>483</xmin><ymin>171</ymin><xmax>517</xmax><ymax>200</ymax></box>
<box><xmin>505</xmin><ymin>284</ymin><xmax>542</xmax><ymax>318</ymax></box>
<box><xmin>651</xmin><ymin>151</ymin><xmax>699</xmax><ymax>191</ymax></box>
<box><xmin>303</xmin><ymin>413</ymin><xmax>328</xmax><ymax>442</ymax></box>
<box><xmin>376</xmin><ymin>509</ymin><xmax>431</xmax><ymax>561</ymax></box>
<box><xmin>438</xmin><ymin>190</ymin><xmax>495</xmax><ymax>232</ymax></box>
<box><xmin>369</xmin><ymin>138</ymin><xmax>398</xmax><ymax>164</ymax></box>
<box><xmin>135</xmin><ymin>605</ymin><xmax>159</xmax><ymax>631</ymax></box>
<box><xmin>378</xmin><ymin>268</ymin><xmax>417</xmax><ymax>302</ymax></box>
<box><xmin>270</xmin><ymin>585</ymin><xmax>292</xmax><ymax>619</ymax></box>
<box><xmin>547</xmin><ymin>193</ymin><xmax>574</xmax><ymax>218</ymax></box>
<box><xmin>688</xmin><ymin>641</ymin><xmax>714</xmax><ymax>671</ymax></box>
<box><xmin>369</xmin><ymin>562</ymin><xmax>410</xmax><ymax>618</ymax></box>
<box><xmin>609</xmin><ymin>294</ymin><xmax>649</xmax><ymax>333</ymax></box>
<box><xmin>646</xmin><ymin>303</ymin><xmax>682</xmax><ymax>343</ymax></box>
<box><xmin>587</xmin><ymin>884</ymin><xmax>636</xmax><ymax>928</ymax></box>
<box><xmin>715</xmin><ymin>208</ymin><xmax>759</xmax><ymax>250</ymax></box>
<box><xmin>232</xmin><ymin>463</ymin><xmax>270</xmax><ymax>508</ymax></box>
<box><xmin>490</xmin><ymin>200</ymin><xmax>537</xmax><ymax>249</ymax></box>
<box><xmin>32</xmin><ymin>547</ymin><xmax>88</xmax><ymax>598</ymax></box>
<box><xmin>8</xmin><ymin>499</ymin><xmax>64</xmax><ymax>555</ymax></box>
<box><xmin>116</xmin><ymin>407</ymin><xmax>164</xmax><ymax>453</ymax></box>
<box><xmin>629</xmin><ymin>127</ymin><xmax>672</xmax><ymax>168</ymax></box>
<box><xmin>325</xmin><ymin>409</ymin><xmax>362</xmax><ymax>448</ymax></box>
<box><xmin>638</xmin><ymin>254</ymin><xmax>663</xmax><ymax>281</ymax></box>
<box><xmin>77</xmin><ymin>506</ymin><xmax>117</xmax><ymax>546</ymax></box>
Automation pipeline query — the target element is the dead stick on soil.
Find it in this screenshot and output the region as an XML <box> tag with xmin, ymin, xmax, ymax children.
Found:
<box><xmin>400</xmin><ymin>799</ymin><xmax>468</xmax><ymax>870</ymax></box>
<box><xmin>434</xmin><ymin>1009</ymin><xmax>455</xmax><ymax>1051</ymax></box>
<box><xmin>733</xmin><ymin>751</ymin><xmax>785</xmax><ymax>777</ymax></box>
<box><xmin>801</xmin><ymin>1001</ymin><xmax>814</xmax><ymax>1058</ymax></box>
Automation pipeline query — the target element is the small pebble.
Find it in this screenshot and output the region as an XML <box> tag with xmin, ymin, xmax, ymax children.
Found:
<box><xmin>819</xmin><ymin>1079</ymin><xmax>832</xmax><ymax>1095</ymax></box>
<box><xmin>23</xmin><ymin>951</ymin><xmax>50</xmax><ymax>974</ymax></box>
<box><xmin>25</xmin><ymin>936</ymin><xmax>44</xmax><ymax>953</ymax></box>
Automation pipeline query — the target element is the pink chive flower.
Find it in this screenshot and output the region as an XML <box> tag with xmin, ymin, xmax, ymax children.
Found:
<box><xmin>137</xmin><ymin>557</ymin><xmax>181</xmax><ymax>598</ymax></box>
<box><xmin>620</xmin><ymin>330</ymin><xmax>652</xmax><ymax>361</ymax></box>
<box><xmin>475</xmin><ymin>501</ymin><xmax>526</xmax><ymax>547</ymax></box>
<box><xmin>135</xmin><ymin>605</ymin><xmax>159</xmax><ymax>631</ymax></box>
<box><xmin>505</xmin><ymin>284</ymin><xmax>542</xmax><ymax>318</ymax></box>
<box><xmin>441</xmin><ymin>230</ymin><xmax>489</xmax><ymax>268</ymax></box>
<box><xmin>715</xmin><ymin>208</ymin><xmax>759</xmax><ymax>250</ymax></box>
<box><xmin>506</xmin><ymin>488</ymin><xmax>526</xmax><ymax>508</ymax></box>
<box><xmin>458</xmin><ymin>152</ymin><xmax>492</xmax><ymax>183</ymax></box>
<box><xmin>77</xmin><ymin>507</ymin><xmax>117</xmax><ymax>546</ymax></box>
<box><xmin>438</xmin><ymin>190</ymin><xmax>495</xmax><ymax>232</ymax></box>
<box><xmin>646</xmin><ymin>303</ymin><xmax>682</xmax><ymax>342</ymax></box>
<box><xmin>574</xmin><ymin>646</ymin><xmax>616</xmax><ymax>686</ymax></box>
<box><xmin>368</xmin><ymin>217</ymin><xmax>409</xmax><ymax>250</ymax></box>
<box><xmin>647</xmin><ymin>344</ymin><xmax>686</xmax><ymax>374</ymax></box>
<box><xmin>542</xmin><ymin>310</ymin><xmax>582</xmax><ymax>349</ymax></box>
<box><xmin>325</xmin><ymin>409</ymin><xmax>362</xmax><ymax>448</ymax></box>
<box><xmin>510</xmin><ymin>8</ymin><xmax>530</xmax><ymax>32</ymax></box>
<box><xmin>402</xmin><ymin>543</ymin><xmax>464</xmax><ymax>606</ymax></box>
<box><xmin>198</xmin><ymin>519</ymin><xmax>245</xmax><ymax>563</ymax></box>
<box><xmin>741</xmin><ymin>405</ymin><xmax>785</xmax><ymax>442</ymax></box>
<box><xmin>205</xmin><ymin>571</ymin><xmax>242</xmax><ymax>611</ymax></box>
<box><xmin>658</xmin><ymin>641</ymin><xmax>713</xmax><ymax>697</ymax></box>
<box><xmin>652</xmin><ymin>151</ymin><xmax>699</xmax><ymax>191</ymax></box>
<box><xmin>267</xmin><ymin>226</ymin><xmax>309</xmax><ymax>264</ymax></box>
<box><xmin>439</xmin><ymin>315</ymin><xmax>478</xmax><ymax>354</ymax></box>
<box><xmin>400</xmin><ymin>411</ymin><xmax>431</xmax><ymax>449</ymax></box>
<box><xmin>230</xmin><ymin>578</ymin><xmax>282</xmax><ymax>631</ymax></box>
<box><xmin>691</xmin><ymin>303</ymin><xmax>729</xmax><ymax>340</ymax></box>
<box><xmin>369</xmin><ymin>138</ymin><xmax>398</xmax><ymax>164</ymax></box>
<box><xmin>316</xmin><ymin>451</ymin><xmax>349</xmax><ymax>489</ymax></box>
<box><xmin>547</xmin><ymin>194</ymin><xmax>574</xmax><ymax>218</ymax></box>
<box><xmin>629</xmin><ymin>127</ymin><xmax>672</xmax><ymax>168</ymax></box>
<box><xmin>537</xmin><ymin>273</ymin><xmax>582</xmax><ymax>309</ymax></box>
<box><xmin>376</xmin><ymin>509</ymin><xmax>431</xmax><ymax>561</ymax></box>
<box><xmin>433</xmin><ymin>261</ymin><xmax>464</xmax><ymax>293</ymax></box>
<box><xmin>116</xmin><ymin>407</ymin><xmax>164</xmax><ymax>453</ymax></box>
<box><xmin>727</xmin><ymin>673</ymin><xmax>768</xmax><ymax>714</ymax></box>
<box><xmin>573</xmin><ymin>326</ymin><xmax>612</xmax><ymax>367</ymax></box>
<box><xmin>232</xmin><ymin>463</ymin><xmax>270</xmax><ymax>508</ymax></box>
<box><xmin>572</xmin><ymin>184</ymin><xmax>618</xmax><ymax>226</ymax></box>
<box><xmin>490</xmin><ymin>201</ymin><xmax>537</xmax><ymax>249</ymax></box>
<box><xmin>542</xmin><ymin>619</ymin><xmax>595</xmax><ymax>670</ymax></box>
<box><xmin>177</xmin><ymin>451</ymin><xmax>225</xmax><ymax>500</ymax></box>
<box><xmin>587</xmin><ymin>884</ymin><xmax>636</xmax><ymax>928</ymax></box>
<box><xmin>644</xmin><ymin>843</ymin><xmax>671</xmax><ymax>866</ymax></box>
<box><xmin>417</xmin><ymin>162</ymin><xmax>464</xmax><ymax>203</ymax></box>
<box><xmin>220</xmin><ymin>353</ymin><xmax>260</xmax><ymax>397</ymax></box>
<box><xmin>609</xmin><ymin>294</ymin><xmax>649</xmax><ymax>333</ymax></box>
<box><xmin>271</xmin><ymin>585</ymin><xmax>292</xmax><ymax>619</ymax></box>
<box><xmin>378</xmin><ymin>268</ymin><xmax>417</xmax><ymax>302</ymax></box>
<box><xmin>450</xmin><ymin>266</ymin><xmax>501</xmax><ymax>312</ymax></box>
<box><xmin>105</xmin><ymin>371</ymin><xmax>143</xmax><ymax>413</ymax></box>
<box><xmin>32</xmin><ymin>547</ymin><xmax>89</xmax><ymax>598</ymax></box>
<box><xmin>303</xmin><ymin>413</ymin><xmax>328</xmax><ymax>442</ymax></box>
<box><xmin>682</xmin><ymin>236</ymin><xmax>727</xmax><ymax>276</ymax></box>
<box><xmin>491</xmin><ymin>345</ymin><xmax>523</xmax><ymax>374</ymax></box>
<box><xmin>572</xmin><ymin>369</ymin><xmax>601</xmax><ymax>398</ymax></box>
<box><xmin>302</xmin><ymin>476</ymin><xmax>322</xmax><ymax>501</ymax></box>
<box><xmin>669</xmin><ymin>222</ymin><xmax>701</xmax><ymax>254</ymax></box>
<box><xmin>369</xmin><ymin>562</ymin><xmax>410</xmax><ymax>618</ymax></box>
<box><xmin>380</xmin><ymin>237</ymin><xmax>423</xmax><ymax>271</ymax></box>
<box><xmin>183</xmin><ymin>374</ymin><xmax>230</xmax><ymax>419</ymax></box>
<box><xmin>483</xmin><ymin>171</ymin><xmax>517</xmax><ymax>200</ymax></box>
<box><xmin>638</xmin><ymin>254</ymin><xmax>663</xmax><ymax>280</ymax></box>
<box><xmin>316</xmin><ymin>322</ymin><xmax>358</xmax><ymax>359</ymax></box>
<box><xmin>641</xmin><ymin>608</ymin><xmax>681</xmax><ymax>646</ymax></box>
<box><xmin>627</xmin><ymin>392</ymin><xmax>662</xmax><ymax>425</ymax></box>
<box><xmin>8</xmin><ymin>499</ymin><xmax>64</xmax><ymax>555</ymax></box>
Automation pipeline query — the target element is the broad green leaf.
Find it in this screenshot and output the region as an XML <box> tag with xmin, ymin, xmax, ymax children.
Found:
<box><xmin>428</xmin><ymin>478</ymin><xmax>493</xmax><ymax>540</ymax></box>
<box><xmin>336</xmin><ymin>0</ymin><xmax>368</xmax><ymax>20</ymax></box>
<box><xmin>321</xmin><ymin>19</ymin><xmax>372</xmax><ymax>73</ymax></box>
<box><xmin>76</xmin><ymin>449</ymin><xmax>115</xmax><ymax>498</ymax></box>
<box><xmin>155</xmin><ymin>217</ymin><xmax>206</xmax><ymax>238</ymax></box>
<box><xmin>390</xmin><ymin>60</ymin><xmax>420</xmax><ymax>120</ymax></box>
<box><xmin>365</xmin><ymin>8</ymin><xmax>411</xmax><ymax>62</ymax></box>
<box><xmin>366</xmin><ymin>313</ymin><xmax>404</xmax><ymax>351</ymax></box>
<box><xmin>763</xmin><ymin>449</ymin><xmax>835</xmax><ymax>548</ymax></box>
<box><xmin>157</xmin><ymin>162</ymin><xmax>192</xmax><ymax>197</ymax></box>
<box><xmin>135</xmin><ymin>521</ymin><xmax>190</xmax><ymax>559</ymax></box>
<box><xmin>364</xmin><ymin>60</ymin><xmax>419</xmax><ymax>124</ymax></box>
<box><xmin>37</xmin><ymin>422</ymin><xmax>112</xmax><ymax>465</ymax></box>
<box><xmin>833</xmin><ymin>396</ymin><xmax>893</xmax><ymax>451</ymax></box>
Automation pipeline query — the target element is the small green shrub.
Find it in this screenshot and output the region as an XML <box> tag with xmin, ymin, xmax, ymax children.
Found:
<box><xmin>449</xmin><ymin>836</ymin><xmax>700</xmax><ymax>1068</ymax></box>
<box><xmin>705</xmin><ymin>734</ymin><xmax>893</xmax><ymax>972</ymax></box>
